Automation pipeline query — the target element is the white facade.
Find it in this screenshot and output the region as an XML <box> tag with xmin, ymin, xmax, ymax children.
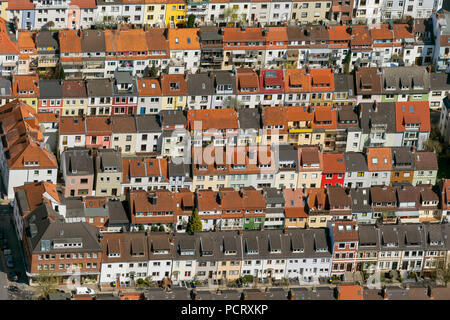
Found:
<box><xmin>7</xmin><ymin>168</ymin><xmax>58</xmax><ymax>199</ymax></box>
<box><xmin>100</xmin><ymin>260</ymin><xmax>149</xmax><ymax>285</ymax></box>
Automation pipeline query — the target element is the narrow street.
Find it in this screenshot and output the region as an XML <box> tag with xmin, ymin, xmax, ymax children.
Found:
<box><xmin>0</xmin><ymin>204</ymin><xmax>34</xmax><ymax>300</ymax></box>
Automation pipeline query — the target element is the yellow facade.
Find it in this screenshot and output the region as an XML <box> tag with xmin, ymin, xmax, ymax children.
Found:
<box><xmin>161</xmin><ymin>95</ymin><xmax>186</xmax><ymax>110</ymax></box>
<box><xmin>144</xmin><ymin>3</ymin><xmax>166</xmax><ymax>26</ymax></box>
<box><xmin>165</xmin><ymin>3</ymin><xmax>187</xmax><ymax>27</ymax></box>
<box><xmin>216</xmin><ymin>260</ymin><xmax>241</xmax><ymax>281</ymax></box>
<box><xmin>0</xmin><ymin>1</ymin><xmax>8</xmax><ymax>20</ymax></box>
<box><xmin>285</xmin><ymin>217</ymin><xmax>307</xmax><ymax>228</ymax></box>
<box><xmin>287</xmin><ymin>128</ymin><xmax>313</xmax><ymax>145</ymax></box>
<box><xmin>307</xmin><ymin>215</ymin><xmax>332</xmax><ymax>228</ymax></box>
<box><xmin>62</xmin><ymin>98</ymin><xmax>87</xmax><ymax>116</ymax></box>
<box><xmin>18</xmin><ymin>97</ymin><xmax>38</xmax><ymax>111</ymax></box>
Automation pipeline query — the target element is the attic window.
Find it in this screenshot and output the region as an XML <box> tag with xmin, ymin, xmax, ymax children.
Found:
<box><xmin>170</xmin><ymin>82</ymin><xmax>179</xmax><ymax>90</ymax></box>
<box><xmin>151</xmin><ymin>83</ymin><xmax>156</xmax><ymax>89</ymax></box>
<box><xmin>187</xmin><ymin>38</ymin><xmax>191</xmax><ymax>44</ymax></box>
<box><xmin>175</xmin><ymin>38</ymin><xmax>179</xmax><ymax>44</ymax></box>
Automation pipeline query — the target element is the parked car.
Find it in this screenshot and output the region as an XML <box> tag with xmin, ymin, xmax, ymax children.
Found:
<box><xmin>75</xmin><ymin>287</ymin><xmax>95</xmax><ymax>295</ymax></box>
<box><xmin>4</xmin><ymin>249</ymin><xmax>11</xmax><ymax>255</ymax></box>
<box><xmin>7</xmin><ymin>272</ymin><xmax>18</xmax><ymax>282</ymax></box>
<box><xmin>8</xmin><ymin>285</ymin><xmax>18</xmax><ymax>293</ymax></box>
<box><xmin>6</xmin><ymin>255</ymin><xmax>14</xmax><ymax>268</ymax></box>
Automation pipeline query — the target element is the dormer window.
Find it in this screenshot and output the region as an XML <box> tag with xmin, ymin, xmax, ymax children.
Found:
<box><xmin>170</xmin><ymin>82</ymin><xmax>179</xmax><ymax>90</ymax></box>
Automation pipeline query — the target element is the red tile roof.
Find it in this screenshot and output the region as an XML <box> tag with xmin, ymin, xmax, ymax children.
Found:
<box><xmin>321</xmin><ymin>153</ymin><xmax>345</xmax><ymax>173</ymax></box>
<box><xmin>395</xmin><ymin>101</ymin><xmax>430</xmax><ymax>132</ymax></box>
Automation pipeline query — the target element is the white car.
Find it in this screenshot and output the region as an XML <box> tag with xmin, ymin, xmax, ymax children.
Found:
<box><xmin>75</xmin><ymin>287</ymin><xmax>95</xmax><ymax>295</ymax></box>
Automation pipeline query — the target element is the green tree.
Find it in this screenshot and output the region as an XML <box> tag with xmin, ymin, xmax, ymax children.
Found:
<box><xmin>35</xmin><ymin>271</ymin><xmax>58</xmax><ymax>299</ymax></box>
<box><xmin>149</xmin><ymin>62</ymin><xmax>158</xmax><ymax>78</ymax></box>
<box><xmin>151</xmin><ymin>226</ymin><xmax>158</xmax><ymax>232</ymax></box>
<box><xmin>436</xmin><ymin>263</ymin><xmax>450</xmax><ymax>286</ymax></box>
<box><xmin>58</xmin><ymin>65</ymin><xmax>65</xmax><ymax>80</ymax></box>
<box><xmin>158</xmin><ymin>225</ymin><xmax>165</xmax><ymax>232</ymax></box>
<box><xmin>186</xmin><ymin>208</ymin><xmax>202</xmax><ymax>235</ymax></box>
<box><xmin>423</xmin><ymin>138</ymin><xmax>443</xmax><ymax>154</ymax></box>
<box><xmin>187</xmin><ymin>14</ymin><xmax>196</xmax><ymax>28</ymax></box>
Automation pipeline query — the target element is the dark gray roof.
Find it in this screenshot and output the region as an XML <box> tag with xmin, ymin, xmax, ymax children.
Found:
<box><xmin>112</xmin><ymin>73</ymin><xmax>138</xmax><ymax>97</ymax></box>
<box><xmin>39</xmin><ymin>80</ymin><xmax>63</xmax><ymax>98</ymax></box>
<box><xmin>65</xmin><ymin>199</ymin><xmax>86</xmax><ymax>218</ymax></box>
<box><xmin>25</xmin><ymin>205</ymin><xmax>101</xmax><ymax>254</ymax></box>
<box><xmin>430</xmin><ymin>72</ymin><xmax>450</xmax><ymax>90</ymax></box>
<box><xmin>334</xmin><ymin>74</ymin><xmax>355</xmax><ymax>96</ymax></box>
<box><xmin>135</xmin><ymin>115</ymin><xmax>161</xmax><ymax>133</ymax></box>
<box><xmin>97</xmin><ymin>149</ymin><xmax>122</xmax><ymax>172</ymax></box>
<box><xmin>359</xmin><ymin>102</ymin><xmax>397</xmax><ymax>134</ymax></box>
<box><xmin>344</xmin><ymin>152</ymin><xmax>368</xmax><ymax>172</ymax></box>
<box><xmin>86</xmin><ymin>79</ymin><xmax>113</xmax><ymax>97</ymax></box>
<box><xmin>290</xmin><ymin>287</ymin><xmax>335</xmax><ymax>300</ymax></box>
<box><xmin>263</xmin><ymin>188</ymin><xmax>284</xmax><ymax>205</ymax></box>
<box><xmin>107</xmin><ymin>200</ymin><xmax>129</xmax><ymax>225</ymax></box>
<box><xmin>382</xmin><ymin>66</ymin><xmax>430</xmax><ymax>93</ymax></box>
<box><xmin>349</xmin><ymin>188</ymin><xmax>371</xmax><ymax>212</ymax></box>
<box><xmin>212</xmin><ymin>71</ymin><xmax>237</xmax><ymax>93</ymax></box>
<box><xmin>238</xmin><ymin>108</ymin><xmax>261</xmax><ymax>130</ymax></box>
<box><xmin>278</xmin><ymin>144</ymin><xmax>299</xmax><ymax>164</ymax></box>
<box><xmin>63</xmin><ymin>149</ymin><xmax>94</xmax><ymax>176</ymax></box>
<box><xmin>358</xmin><ymin>225</ymin><xmax>379</xmax><ymax>247</ymax></box>
<box><xmin>36</xmin><ymin>31</ymin><xmax>58</xmax><ymax>49</ymax></box>
<box><xmin>199</xmin><ymin>27</ymin><xmax>223</xmax><ymax>41</ymax></box>
<box><xmin>114</xmin><ymin>70</ymin><xmax>133</xmax><ymax>84</ymax></box>
<box><xmin>187</xmin><ymin>73</ymin><xmax>215</xmax><ymax>96</ymax></box>
<box><xmin>168</xmin><ymin>163</ymin><xmax>191</xmax><ymax>180</ymax></box>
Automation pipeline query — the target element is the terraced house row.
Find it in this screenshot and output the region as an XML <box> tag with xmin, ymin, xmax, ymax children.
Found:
<box><xmin>0</xmin><ymin>65</ymin><xmax>448</xmax><ymax>118</ymax></box>
<box><xmin>12</xmin><ymin>164</ymin><xmax>450</xmax><ymax>235</ymax></box>
<box><xmin>19</xmin><ymin>218</ymin><xmax>450</xmax><ymax>286</ymax></box>
<box><xmin>2</xmin><ymin>16</ymin><xmax>450</xmax><ymax>78</ymax></box>
<box><xmin>2</xmin><ymin>0</ymin><xmax>446</xmax><ymax>29</ymax></box>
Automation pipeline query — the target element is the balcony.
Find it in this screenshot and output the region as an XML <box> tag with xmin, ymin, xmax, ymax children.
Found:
<box><xmin>307</xmin><ymin>54</ymin><xmax>329</xmax><ymax>61</ymax></box>
<box><xmin>117</xmin><ymin>61</ymin><xmax>134</xmax><ymax>72</ymax></box>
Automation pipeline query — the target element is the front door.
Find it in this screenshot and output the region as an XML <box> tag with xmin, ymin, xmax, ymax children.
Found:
<box><xmin>402</xmin><ymin>261</ymin><xmax>408</xmax><ymax>270</ymax></box>
<box><xmin>346</xmin><ymin>263</ymin><xmax>352</xmax><ymax>272</ymax></box>
<box><xmin>392</xmin><ymin>262</ymin><xmax>398</xmax><ymax>270</ymax></box>
<box><xmin>112</xmin><ymin>188</ymin><xmax>117</xmax><ymax>196</ymax></box>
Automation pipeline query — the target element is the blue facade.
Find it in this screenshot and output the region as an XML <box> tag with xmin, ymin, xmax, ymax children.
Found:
<box><xmin>21</xmin><ymin>10</ymin><xmax>35</xmax><ymax>30</ymax></box>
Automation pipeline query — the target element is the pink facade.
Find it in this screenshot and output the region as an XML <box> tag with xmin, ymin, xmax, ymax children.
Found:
<box><xmin>65</xmin><ymin>174</ymin><xmax>94</xmax><ymax>197</ymax></box>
